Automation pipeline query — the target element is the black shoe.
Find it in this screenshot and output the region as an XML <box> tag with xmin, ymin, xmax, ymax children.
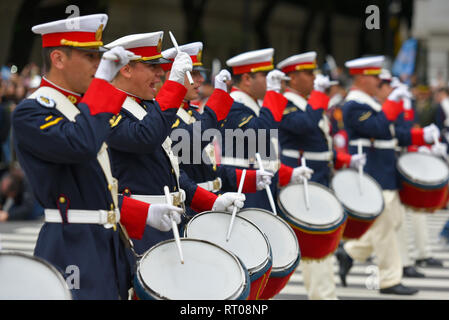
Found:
<box><xmin>380</xmin><ymin>283</ymin><xmax>419</xmax><ymax>295</ymax></box>
<box><xmin>403</xmin><ymin>266</ymin><xmax>425</xmax><ymax>278</ymax></box>
<box><xmin>335</xmin><ymin>247</ymin><xmax>353</xmax><ymax>287</ymax></box>
<box><xmin>416</xmin><ymin>257</ymin><xmax>444</xmax><ymax>268</ymax></box>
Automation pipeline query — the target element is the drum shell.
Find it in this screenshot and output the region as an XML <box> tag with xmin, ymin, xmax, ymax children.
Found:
<box><xmin>277</xmin><ymin>183</ymin><xmax>347</xmax><ymax>260</ymax></box>
<box><xmin>184</xmin><ymin>211</ymin><xmax>272</xmax><ymax>300</ymax></box>
<box><xmin>258</xmin><ymin>252</ymin><xmax>300</xmax><ymax>300</ymax></box>
<box><xmin>330</xmin><ymin>169</ymin><xmax>384</xmax><ymax>240</ymax></box>
<box><xmin>398</xmin><ymin>182</ymin><xmax>449</xmax><ymax>212</ymax></box>
<box><xmin>133</xmin><ymin>238</ymin><xmax>250</xmax><ymax>300</ymax></box>
<box><xmin>238</xmin><ymin>208</ymin><xmax>301</xmax><ymax>300</ymax></box>
<box><xmin>343</xmin><ymin>213</ymin><xmax>377</xmax><ymax>239</ymax></box>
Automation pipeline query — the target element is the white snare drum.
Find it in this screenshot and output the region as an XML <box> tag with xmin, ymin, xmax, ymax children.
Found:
<box><xmin>397</xmin><ymin>152</ymin><xmax>449</xmax><ymax>212</ymax></box>
<box><xmin>331</xmin><ymin>169</ymin><xmax>384</xmax><ymax>239</ymax></box>
<box><xmin>238</xmin><ymin>208</ymin><xmax>300</xmax><ymax>299</ymax></box>
<box><xmin>0</xmin><ymin>251</ymin><xmax>72</xmax><ymax>300</ymax></box>
<box><xmin>184</xmin><ymin>211</ymin><xmax>272</xmax><ymax>300</ymax></box>
<box><xmin>277</xmin><ymin>182</ymin><xmax>346</xmax><ymax>260</ymax></box>
<box><xmin>134</xmin><ymin>238</ymin><xmax>249</xmax><ymax>300</ymax></box>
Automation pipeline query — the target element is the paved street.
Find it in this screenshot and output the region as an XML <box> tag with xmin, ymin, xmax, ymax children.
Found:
<box><xmin>1</xmin><ymin>211</ymin><xmax>448</xmax><ymax>300</ymax></box>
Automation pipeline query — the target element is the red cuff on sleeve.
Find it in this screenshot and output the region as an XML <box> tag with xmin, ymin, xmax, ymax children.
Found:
<box><xmin>236</xmin><ymin>169</ymin><xmax>257</xmax><ymax>193</ymax></box>
<box><xmin>404</xmin><ymin>109</ymin><xmax>415</xmax><ymax>122</ymax></box>
<box><xmin>262</xmin><ymin>91</ymin><xmax>288</xmax><ymax>122</ymax></box>
<box><xmin>81</xmin><ymin>78</ymin><xmax>127</xmax><ymax>115</ymax></box>
<box><xmin>278</xmin><ymin>163</ymin><xmax>294</xmax><ymax>187</ymax></box>
<box><xmin>411</xmin><ymin>128</ymin><xmax>425</xmax><ymax>146</ymax></box>
<box><xmin>190</xmin><ymin>186</ymin><xmax>218</xmax><ymax>213</ymax></box>
<box><xmin>308</xmin><ymin>90</ymin><xmax>330</xmax><ymax>110</ymax></box>
<box><xmin>382</xmin><ymin>100</ymin><xmax>403</xmax><ymax>121</ymax></box>
<box><xmin>407</xmin><ymin>145</ymin><xmax>419</xmax><ymax>153</ymax></box>
<box><xmin>119</xmin><ymin>196</ymin><xmax>149</xmax><ymax>240</ymax></box>
<box><xmin>155</xmin><ymin>80</ymin><xmax>187</xmax><ymax>111</ymax></box>
<box><xmin>205</xmin><ymin>89</ymin><xmax>234</xmax><ymax>121</ymax></box>
<box><xmin>335</xmin><ymin>151</ymin><xmax>352</xmax><ymax>170</ymax></box>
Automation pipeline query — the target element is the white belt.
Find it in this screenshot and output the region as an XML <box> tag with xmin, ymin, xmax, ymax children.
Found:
<box><xmin>44</xmin><ymin>209</ymin><xmax>119</xmax><ymax>229</ymax></box>
<box><xmin>349</xmin><ymin>138</ymin><xmax>398</xmax><ymax>150</ymax></box>
<box><xmin>197</xmin><ymin>178</ymin><xmax>222</xmax><ymax>192</ymax></box>
<box><xmin>281</xmin><ymin>149</ymin><xmax>332</xmax><ymax>161</ymax></box>
<box><xmin>128</xmin><ymin>190</ymin><xmax>186</xmax><ymax>206</ymax></box>
<box><xmin>220</xmin><ymin>156</ymin><xmax>280</xmax><ymax>172</ymax></box>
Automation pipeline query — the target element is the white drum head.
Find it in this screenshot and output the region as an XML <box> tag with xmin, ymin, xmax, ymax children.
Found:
<box><xmin>331</xmin><ymin>169</ymin><xmax>384</xmax><ymax>218</ymax></box>
<box><xmin>398</xmin><ymin>153</ymin><xmax>449</xmax><ymax>186</ymax></box>
<box><xmin>139</xmin><ymin>239</ymin><xmax>246</xmax><ymax>300</ymax></box>
<box><xmin>278</xmin><ymin>182</ymin><xmax>343</xmax><ymax>228</ymax></box>
<box><xmin>239</xmin><ymin>208</ymin><xmax>299</xmax><ymax>271</ymax></box>
<box><xmin>185</xmin><ymin>212</ymin><xmax>270</xmax><ymax>274</ymax></box>
<box><xmin>0</xmin><ymin>252</ymin><xmax>71</xmax><ymax>300</ymax></box>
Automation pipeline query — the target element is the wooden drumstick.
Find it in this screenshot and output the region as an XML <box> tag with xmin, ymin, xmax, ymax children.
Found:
<box><xmin>301</xmin><ymin>157</ymin><xmax>311</xmax><ymax>210</ymax></box>
<box><xmin>357</xmin><ymin>140</ymin><xmax>364</xmax><ymax>195</ymax></box>
<box><xmin>226</xmin><ymin>169</ymin><xmax>246</xmax><ymax>242</ymax></box>
<box><xmin>169</xmin><ymin>31</ymin><xmax>194</xmax><ymax>85</ymax></box>
<box><xmin>255</xmin><ymin>153</ymin><xmax>277</xmax><ymax>215</ymax></box>
<box><xmin>164</xmin><ymin>186</ymin><xmax>184</xmax><ymax>264</ymax></box>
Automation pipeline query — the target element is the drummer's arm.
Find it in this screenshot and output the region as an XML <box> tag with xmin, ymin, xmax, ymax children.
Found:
<box><xmin>118</xmin><ymin>195</ymin><xmax>149</xmax><ymax>240</ymax></box>
<box><xmin>216</xmin><ymin>166</ymin><xmax>258</xmax><ymax>193</ymax></box>
<box><xmin>333</xmin><ymin>148</ymin><xmax>352</xmax><ymax>170</ymax></box>
<box><xmin>343</xmin><ymin>102</ymin><xmax>392</xmax><ymax>139</ymax></box>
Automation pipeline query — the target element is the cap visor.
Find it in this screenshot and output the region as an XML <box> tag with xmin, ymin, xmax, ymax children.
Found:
<box><xmin>73</xmin><ymin>46</ymin><xmax>108</xmax><ymax>53</ymax></box>
<box><xmin>140</xmin><ymin>57</ymin><xmax>172</xmax><ymax>64</ymax></box>
<box><xmin>193</xmin><ymin>66</ymin><xmax>209</xmax><ymax>72</ymax></box>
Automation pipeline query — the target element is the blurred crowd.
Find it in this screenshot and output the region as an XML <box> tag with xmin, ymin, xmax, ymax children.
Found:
<box><xmin>0</xmin><ymin>63</ymin><xmax>43</xmax><ymax>222</ymax></box>
<box><xmin>1</xmin><ymin>60</ymin><xmax>449</xmax><ymax>224</ymax></box>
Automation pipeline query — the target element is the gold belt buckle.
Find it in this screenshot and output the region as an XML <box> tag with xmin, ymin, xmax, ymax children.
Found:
<box><xmin>213</xmin><ymin>178</ymin><xmax>221</xmax><ymax>191</ymax></box>
<box><xmin>172</xmin><ymin>193</ymin><xmax>181</xmax><ymax>207</ymax></box>
<box><xmin>107</xmin><ymin>210</ymin><xmax>117</xmax><ymax>231</ymax></box>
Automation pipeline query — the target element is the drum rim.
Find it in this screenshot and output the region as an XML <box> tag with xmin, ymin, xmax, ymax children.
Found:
<box><xmin>0</xmin><ymin>251</ymin><xmax>72</xmax><ymax>300</ymax></box>
<box><xmin>397</xmin><ymin>153</ymin><xmax>449</xmax><ymax>187</ymax></box>
<box><xmin>136</xmin><ymin>238</ymin><xmax>249</xmax><ymax>300</ymax></box>
<box><xmin>277</xmin><ymin>182</ymin><xmax>345</xmax><ymax>229</ymax></box>
<box><xmin>184</xmin><ymin>211</ymin><xmax>272</xmax><ymax>276</ymax></box>
<box><xmin>238</xmin><ymin>207</ymin><xmax>301</xmax><ymax>272</ymax></box>
<box><xmin>330</xmin><ymin>168</ymin><xmax>385</xmax><ymax>219</ymax></box>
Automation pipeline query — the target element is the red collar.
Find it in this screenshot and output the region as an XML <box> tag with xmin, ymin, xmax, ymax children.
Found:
<box><xmin>39</xmin><ymin>78</ymin><xmax>82</xmax><ymax>104</ymax></box>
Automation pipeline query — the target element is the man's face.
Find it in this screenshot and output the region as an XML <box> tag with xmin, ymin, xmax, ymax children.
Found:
<box><xmin>292</xmin><ymin>69</ymin><xmax>315</xmax><ymax>96</ymax></box>
<box><xmin>362</xmin><ymin>75</ymin><xmax>381</xmax><ymax>97</ymax></box>
<box><xmin>184</xmin><ymin>70</ymin><xmax>205</xmax><ymax>101</ymax></box>
<box><xmin>249</xmin><ymin>72</ymin><xmax>267</xmax><ymax>100</ymax></box>
<box><xmin>126</xmin><ymin>62</ymin><xmax>165</xmax><ymax>100</ymax></box>
<box><xmin>62</xmin><ymin>49</ymin><xmax>101</xmax><ymax>94</ymax></box>
<box><xmin>376</xmin><ymin>81</ymin><xmax>393</xmax><ymax>103</ymax></box>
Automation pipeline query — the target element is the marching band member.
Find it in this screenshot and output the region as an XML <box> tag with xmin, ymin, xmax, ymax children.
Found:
<box><xmin>105</xmin><ymin>33</ymin><xmax>245</xmax><ymax>254</ymax></box>
<box><xmin>220</xmin><ymin>48</ymin><xmax>312</xmax><ymax>212</ymax></box>
<box><xmin>162</xmin><ymin>42</ymin><xmax>274</xmax><ymax>197</ymax></box>
<box><xmin>382</xmin><ymin>74</ymin><xmax>444</xmax><ymax>272</ymax></box>
<box><xmin>276</xmin><ymin>52</ymin><xmax>365</xmax><ymax>300</ymax></box>
<box><xmin>336</xmin><ymin>56</ymin><xmax>440</xmax><ymax>295</ymax></box>
<box><xmin>12</xmin><ymin>15</ymin><xmax>178</xmax><ymax>299</ymax></box>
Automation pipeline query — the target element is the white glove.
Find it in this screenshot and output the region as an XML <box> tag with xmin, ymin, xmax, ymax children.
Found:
<box><xmin>350</xmin><ymin>153</ymin><xmax>367</xmax><ymax>169</ymax></box>
<box><xmin>146</xmin><ymin>204</ymin><xmax>183</xmax><ymax>232</ymax></box>
<box><xmin>423</xmin><ymin>123</ymin><xmax>440</xmax><ymax>144</ymax></box>
<box><xmin>431</xmin><ymin>143</ymin><xmax>448</xmax><ymax>157</ymax></box>
<box><xmin>212</xmin><ymin>192</ymin><xmax>246</xmax><ymax>213</ymax></box>
<box><xmin>266</xmin><ymin>70</ymin><xmax>289</xmax><ymax>93</ymax></box>
<box><xmin>334</xmin><ymin>133</ymin><xmax>346</xmax><ymax>149</ymax></box>
<box><xmin>390</xmin><ymin>77</ymin><xmax>402</xmax><ymax>89</ymax></box>
<box><xmin>256</xmin><ymin>170</ymin><xmax>273</xmax><ymax>191</ymax></box>
<box><xmin>388</xmin><ymin>84</ymin><xmax>412</xmax><ymax>102</ymax></box>
<box><xmin>168</xmin><ymin>51</ymin><xmax>193</xmax><ymax>85</ymax></box>
<box><xmin>214</xmin><ymin>69</ymin><xmax>231</xmax><ymax>92</ymax></box>
<box><xmin>417</xmin><ymin>146</ymin><xmax>431</xmax><ymax>154</ymax></box>
<box><xmin>290</xmin><ymin>166</ymin><xmax>314</xmax><ymax>184</ymax></box>
<box><xmin>95</xmin><ymin>46</ymin><xmax>138</xmax><ymax>82</ymax></box>
<box><xmin>314</xmin><ymin>74</ymin><xmax>332</xmax><ymax>93</ymax></box>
